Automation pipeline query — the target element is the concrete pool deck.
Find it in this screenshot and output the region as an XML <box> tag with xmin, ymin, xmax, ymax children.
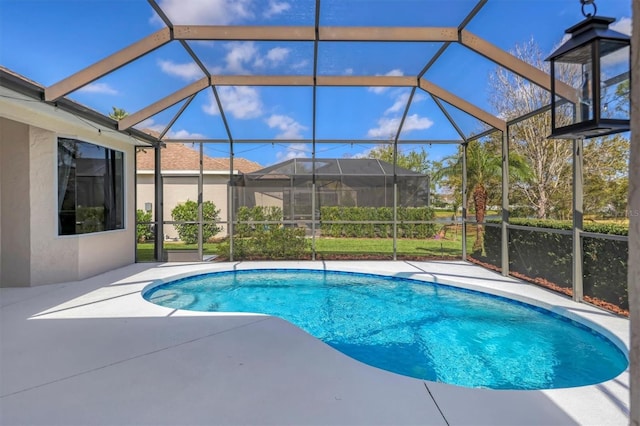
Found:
<box><xmin>0</xmin><ymin>260</ymin><xmax>630</xmax><ymax>425</ymax></box>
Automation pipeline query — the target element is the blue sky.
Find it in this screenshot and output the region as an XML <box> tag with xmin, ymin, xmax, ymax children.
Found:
<box><xmin>0</xmin><ymin>0</ymin><xmax>632</xmax><ymax>167</ymax></box>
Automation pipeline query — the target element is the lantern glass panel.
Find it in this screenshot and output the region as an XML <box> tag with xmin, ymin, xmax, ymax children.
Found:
<box><xmin>600</xmin><ymin>42</ymin><xmax>630</xmax><ymax>121</ymax></box>
<box><xmin>553</xmin><ymin>42</ymin><xmax>593</xmax><ymax>130</ymax></box>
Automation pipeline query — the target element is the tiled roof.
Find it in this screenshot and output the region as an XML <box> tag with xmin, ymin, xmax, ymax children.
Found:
<box><xmin>136</xmin><ymin>143</ymin><xmax>262</xmax><ymax>173</ymax></box>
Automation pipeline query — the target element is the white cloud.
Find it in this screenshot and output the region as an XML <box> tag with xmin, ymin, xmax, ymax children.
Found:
<box><xmin>203</xmin><ymin>86</ymin><xmax>263</xmax><ymax>119</ymax></box>
<box><xmin>351</xmin><ymin>146</ymin><xmax>376</xmax><ymax>159</ymax></box>
<box><xmin>551</xmin><ymin>16</ymin><xmax>631</xmax><ymax>57</ymax></box>
<box><xmin>402</xmin><ymin>114</ymin><xmax>434</xmax><ymax>132</ymax></box>
<box><xmin>367</xmin><ymin>117</ymin><xmax>400</xmax><ymax>138</ymax></box>
<box><xmin>344</xmin><ymin>68</ymin><xmax>354</xmax><ymax>75</ymax></box>
<box><xmin>264</xmin><ymin>0</ymin><xmax>290</xmax><ymax>18</ymax></box>
<box><xmin>275</xmin><ymin>143</ymin><xmax>310</xmax><ymax>161</ymax></box>
<box><xmin>266</xmin><ymin>114</ymin><xmax>307</xmax><ymax>139</ymax></box>
<box><xmin>158</xmin><ymin>59</ymin><xmax>203</xmax><ymax>81</ymax></box>
<box><xmin>369</xmin><ymin>87</ymin><xmax>387</xmax><ymax>95</ymax></box>
<box><xmin>603</xmin><ymin>17</ymin><xmax>632</xmax><ymax>66</ymax></box>
<box><xmin>368</xmin><ymin>69</ymin><xmax>404</xmax><ymax>94</ymax></box>
<box><xmin>266</xmin><ymin>47</ymin><xmax>290</xmax><ymax>63</ymax></box>
<box><xmin>384</xmin><ymin>91</ymin><xmax>425</xmax><ymax>115</ymax></box>
<box><xmin>384</xmin><ymin>69</ymin><xmax>404</xmax><ymax>77</ymax></box>
<box><xmin>153</xmin><ymin>0</ymin><xmax>253</xmax><ymax>25</ymax></box>
<box><xmin>225</xmin><ymin>42</ymin><xmax>259</xmax><ymax>74</ymax></box>
<box><xmin>367</xmin><ymin>114</ymin><xmax>433</xmax><ymax>138</ymax></box>
<box><xmin>137</xmin><ymin>118</ymin><xmax>165</xmax><ymax>133</ymax></box>
<box><xmin>78</xmin><ymin>82</ymin><xmax>118</xmax><ymax>95</ymax></box>
<box><xmin>611</xmin><ymin>17</ymin><xmax>631</xmax><ymax>36</ymax></box>
<box><xmin>215</xmin><ymin>42</ymin><xmax>293</xmax><ymax>73</ymax></box>
<box><xmin>385</xmin><ymin>92</ymin><xmax>410</xmax><ymax>115</ymax></box>
<box><xmin>291</xmin><ymin>60</ymin><xmax>309</xmax><ymax>70</ymax></box>
<box><xmin>167</xmin><ymin>129</ymin><xmax>206</xmax><ymax>139</ymax></box>
<box><xmin>136</xmin><ymin>118</ymin><xmax>204</xmax><ymax>139</ymax></box>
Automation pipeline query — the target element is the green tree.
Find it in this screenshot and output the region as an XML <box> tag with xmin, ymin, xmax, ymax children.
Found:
<box><xmin>436</xmin><ymin>137</ymin><xmax>530</xmax><ymax>250</ymax></box>
<box><xmin>171</xmin><ymin>200</ymin><xmax>221</xmax><ymax>244</ymax></box>
<box><xmin>608</xmin><ymin>80</ymin><xmax>629</xmax><ymax>116</ymax></box>
<box><xmin>366</xmin><ymin>144</ymin><xmax>430</xmax><ymax>173</ymax></box>
<box><xmin>489</xmin><ymin>39</ymin><xmax>576</xmax><ymax>219</ymax></box>
<box><xmin>109</xmin><ymin>107</ymin><xmax>128</xmax><ymax>120</ymax></box>
<box><xmin>366</xmin><ymin>144</ymin><xmax>441</xmax><ymax>203</ymax></box>
<box><xmin>437</xmin><ymin>140</ymin><xmax>501</xmax><ymax>224</ymax></box>
<box><xmin>584</xmin><ymin>134</ymin><xmax>630</xmax><ymax>217</ymax></box>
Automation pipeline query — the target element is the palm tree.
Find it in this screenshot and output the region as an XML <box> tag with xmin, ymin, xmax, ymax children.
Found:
<box><xmin>436</xmin><ymin>138</ymin><xmax>530</xmax><ymax>251</ymax></box>
<box><xmin>109</xmin><ymin>107</ymin><xmax>128</xmax><ymax>120</ymax></box>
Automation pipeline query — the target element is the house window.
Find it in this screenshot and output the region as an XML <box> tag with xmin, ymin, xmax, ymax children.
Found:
<box><xmin>57</xmin><ymin>138</ymin><xmax>124</xmax><ymax>235</ymax></box>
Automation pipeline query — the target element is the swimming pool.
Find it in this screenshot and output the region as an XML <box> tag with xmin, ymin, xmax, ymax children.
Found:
<box><xmin>143</xmin><ymin>269</ymin><xmax>628</xmax><ymax>390</ymax></box>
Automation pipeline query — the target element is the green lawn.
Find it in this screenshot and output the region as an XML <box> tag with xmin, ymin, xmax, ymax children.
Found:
<box><xmin>136</xmin><ymin>230</ymin><xmax>475</xmax><ymax>261</ymax></box>
<box><xmin>314</xmin><ymin>237</ymin><xmax>462</xmax><ymax>257</ymax></box>
<box><xmin>136</xmin><ymin>241</ymin><xmax>223</xmax><ymax>262</ymax></box>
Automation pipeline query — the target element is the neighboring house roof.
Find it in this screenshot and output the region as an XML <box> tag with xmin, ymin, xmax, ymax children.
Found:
<box><xmin>136</xmin><ymin>143</ymin><xmax>262</xmax><ymax>173</ymax></box>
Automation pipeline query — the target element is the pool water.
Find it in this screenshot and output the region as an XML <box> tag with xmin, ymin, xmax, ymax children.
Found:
<box><xmin>143</xmin><ymin>269</ymin><xmax>628</xmax><ymax>390</ymax></box>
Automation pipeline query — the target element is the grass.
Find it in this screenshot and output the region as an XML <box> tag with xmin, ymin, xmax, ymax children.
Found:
<box><xmin>136</xmin><ymin>230</ymin><xmax>476</xmax><ymax>261</ymax></box>
<box><xmin>314</xmin><ymin>237</ymin><xmax>462</xmax><ymax>257</ymax></box>
<box><xmin>136</xmin><ymin>241</ymin><xmax>223</xmax><ymax>262</ymax></box>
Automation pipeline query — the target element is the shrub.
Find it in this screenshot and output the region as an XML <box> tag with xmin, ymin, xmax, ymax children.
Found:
<box><xmin>171</xmin><ymin>200</ymin><xmax>221</xmax><ymax>244</ymax></box>
<box><xmin>136</xmin><ymin>209</ymin><xmax>154</xmax><ymax>242</ymax></box>
<box><xmin>319</xmin><ymin>206</ymin><xmax>436</xmax><ymax>238</ymax></box>
<box><xmin>221</xmin><ymin>205</ymin><xmax>310</xmax><ymax>259</ymax></box>
<box><xmin>474</xmin><ymin>218</ymin><xmax>628</xmax><ymax>312</ymax></box>
<box><xmin>235</xmin><ymin>206</ymin><xmax>282</xmax><ymax>237</ymax></box>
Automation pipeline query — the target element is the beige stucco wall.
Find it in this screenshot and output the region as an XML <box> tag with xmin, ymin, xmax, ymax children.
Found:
<box><xmin>0</xmin><ymin>88</ymin><xmax>138</xmax><ymax>286</ymax></box>
<box><xmin>28</xmin><ymin>126</ymin><xmax>135</xmax><ymax>286</ymax></box>
<box><xmin>137</xmin><ymin>174</ymin><xmax>231</xmax><ymax>241</ymax></box>
<box><xmin>28</xmin><ymin>126</ymin><xmax>79</xmax><ymax>285</ymax></box>
<box><xmin>0</xmin><ymin>118</ymin><xmax>31</xmax><ymax>287</ymax></box>
<box><xmin>203</xmin><ymin>175</ymin><xmax>231</xmax><ymax>236</ymax></box>
<box><xmin>254</xmin><ymin>192</ymin><xmax>284</xmax><ymax>210</ymax></box>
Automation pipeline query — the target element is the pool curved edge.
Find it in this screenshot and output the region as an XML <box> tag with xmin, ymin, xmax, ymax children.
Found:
<box><xmin>140</xmin><ymin>260</ymin><xmax>630</xmax><ymax>361</ymax></box>
<box><xmin>137</xmin><ymin>260</ymin><xmax>630</xmax><ymax>423</ymax></box>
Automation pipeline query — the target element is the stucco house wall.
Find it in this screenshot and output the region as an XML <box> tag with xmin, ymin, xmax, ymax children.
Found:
<box><xmin>0</xmin><ymin>84</ymin><xmax>143</xmax><ymax>287</ymax></box>
<box><xmin>135</xmin><ymin>143</ymin><xmax>262</xmax><ymax>242</ymax></box>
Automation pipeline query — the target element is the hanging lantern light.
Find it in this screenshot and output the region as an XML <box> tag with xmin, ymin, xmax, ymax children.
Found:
<box><xmin>546</xmin><ymin>0</ymin><xmax>630</xmax><ymax>139</ymax></box>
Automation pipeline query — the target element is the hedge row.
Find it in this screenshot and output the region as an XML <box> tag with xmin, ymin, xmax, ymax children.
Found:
<box><xmin>225</xmin><ymin>227</ymin><xmax>310</xmax><ymax>260</ymax></box>
<box><xmin>225</xmin><ymin>206</ymin><xmax>310</xmax><ymax>259</ymax></box>
<box><xmin>474</xmin><ymin>219</ymin><xmax>628</xmax><ymax>312</ymax></box>
<box><xmin>507</xmin><ymin>218</ymin><xmax>628</xmax><ymax>236</ymax></box>
<box><xmin>320</xmin><ymin>207</ymin><xmax>437</xmax><ymax>238</ymax></box>
<box><xmin>234</xmin><ymin>206</ymin><xmax>282</xmax><ymax>237</ymax></box>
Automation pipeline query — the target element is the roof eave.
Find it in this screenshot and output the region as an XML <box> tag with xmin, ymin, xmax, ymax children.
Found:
<box><xmin>0</xmin><ymin>67</ymin><xmax>159</xmax><ymax>146</ymax></box>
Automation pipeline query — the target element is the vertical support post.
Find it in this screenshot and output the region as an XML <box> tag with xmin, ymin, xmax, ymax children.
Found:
<box><xmin>134</xmin><ymin>148</ymin><xmax>140</xmax><ymax>261</ymax></box>
<box><xmin>393</xmin><ymin>182</ymin><xmax>398</xmax><ymax>260</ymax></box>
<box><xmin>312</xmin><ymin>141</ymin><xmax>316</xmax><ymax>261</ymax></box>
<box><xmin>154</xmin><ymin>144</ymin><xmax>164</xmax><ymax>261</ymax></box>
<box><xmin>197</xmin><ymin>143</ymin><xmax>204</xmax><ymax>261</ymax></box>
<box><xmin>461</xmin><ymin>143</ymin><xmax>467</xmax><ymax>260</ymax></box>
<box><xmin>312</xmin><ymin>182</ymin><xmax>316</xmax><ymax>261</ymax></box>
<box><xmin>392</xmin><ymin>142</ymin><xmax>398</xmax><ymax>261</ymax></box>
<box><xmin>572</xmin><ymin>137</ymin><xmax>584</xmax><ymax>302</ymax></box>
<box><xmin>501</xmin><ymin>129</ymin><xmax>510</xmax><ymax>276</ymax></box>
<box><xmin>628</xmin><ymin>5</ymin><xmax>640</xmax><ymax>421</ymax></box>
<box><xmin>229</xmin><ymin>141</ymin><xmax>235</xmax><ymax>261</ymax></box>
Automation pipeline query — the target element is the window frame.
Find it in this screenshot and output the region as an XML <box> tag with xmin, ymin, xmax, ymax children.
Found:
<box><xmin>57</xmin><ymin>137</ymin><xmax>125</xmax><ymax>236</ymax></box>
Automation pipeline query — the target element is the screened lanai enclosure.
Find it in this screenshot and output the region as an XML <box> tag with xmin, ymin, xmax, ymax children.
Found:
<box><xmin>234</xmin><ymin>158</ymin><xmax>430</xmax><ymax>220</ymax></box>
<box><xmin>16</xmin><ymin>0</ymin><xmax>631</xmax><ymax>317</ymax></box>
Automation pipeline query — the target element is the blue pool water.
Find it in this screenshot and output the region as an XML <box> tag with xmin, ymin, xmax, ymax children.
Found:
<box><xmin>143</xmin><ymin>269</ymin><xmax>628</xmax><ymax>390</ymax></box>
